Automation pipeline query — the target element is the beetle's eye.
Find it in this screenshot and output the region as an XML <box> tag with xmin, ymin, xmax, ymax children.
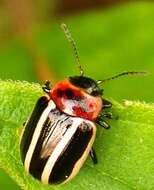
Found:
<box><xmin>90</xmin><ymin>89</ymin><xmax>103</xmax><ymax>96</ymax></box>
<box><xmin>90</xmin><ymin>90</ymin><xmax>100</xmax><ymax>96</ymax></box>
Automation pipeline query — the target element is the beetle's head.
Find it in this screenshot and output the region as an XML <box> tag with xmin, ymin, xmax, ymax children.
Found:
<box><xmin>69</xmin><ymin>76</ymin><xmax>103</xmax><ymax>96</ymax></box>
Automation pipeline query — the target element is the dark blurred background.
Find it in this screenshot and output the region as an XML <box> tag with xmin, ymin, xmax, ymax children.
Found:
<box><xmin>0</xmin><ymin>0</ymin><xmax>154</xmax><ymax>189</ymax></box>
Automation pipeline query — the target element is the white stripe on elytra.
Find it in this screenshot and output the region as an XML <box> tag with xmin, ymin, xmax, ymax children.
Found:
<box><xmin>64</xmin><ymin>121</ymin><xmax>96</xmax><ymax>184</ymax></box>
<box><xmin>41</xmin><ymin>118</ymin><xmax>83</xmax><ymax>184</ymax></box>
<box><xmin>24</xmin><ymin>100</ymin><xmax>56</xmax><ymax>173</ymax></box>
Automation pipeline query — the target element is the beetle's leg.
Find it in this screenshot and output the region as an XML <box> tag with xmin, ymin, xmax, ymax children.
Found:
<box><xmin>96</xmin><ymin>117</ymin><xmax>110</xmax><ymax>129</ymax></box>
<box><xmin>103</xmin><ymin>99</ymin><xmax>112</xmax><ymax>109</ymax></box>
<box><xmin>42</xmin><ymin>80</ymin><xmax>51</xmax><ymax>94</ymax></box>
<box><xmin>102</xmin><ymin>112</ymin><xmax>119</xmax><ymax>120</ymax></box>
<box><xmin>97</xmin><ymin>99</ymin><xmax>112</xmax><ymax>129</ymax></box>
<box><xmin>89</xmin><ymin>147</ymin><xmax>98</xmax><ymax>164</ymax></box>
<box><xmin>102</xmin><ymin>112</ymin><xmax>113</xmax><ymax>119</ymax></box>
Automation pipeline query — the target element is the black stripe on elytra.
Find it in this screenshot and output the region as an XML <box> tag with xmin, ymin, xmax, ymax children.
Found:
<box><xmin>20</xmin><ymin>96</ymin><xmax>49</xmax><ymax>163</ymax></box>
<box><xmin>29</xmin><ymin>110</ymin><xmax>70</xmax><ymax>180</ymax></box>
<box><xmin>29</xmin><ymin>115</ymin><xmax>59</xmax><ymax>180</ymax></box>
<box><xmin>49</xmin><ymin>121</ymin><xmax>93</xmax><ymax>184</ymax></box>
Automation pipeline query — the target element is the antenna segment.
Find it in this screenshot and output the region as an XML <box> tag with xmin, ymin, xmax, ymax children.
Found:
<box><xmin>61</xmin><ymin>23</ymin><xmax>84</xmax><ymax>76</ymax></box>
<box><xmin>97</xmin><ymin>71</ymin><xmax>148</xmax><ymax>84</ymax></box>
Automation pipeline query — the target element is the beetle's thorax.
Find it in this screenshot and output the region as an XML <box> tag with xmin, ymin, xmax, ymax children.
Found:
<box><xmin>50</xmin><ymin>78</ymin><xmax>102</xmax><ymax>121</ymax></box>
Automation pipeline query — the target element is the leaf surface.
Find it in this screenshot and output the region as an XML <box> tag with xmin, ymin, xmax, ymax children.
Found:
<box><xmin>0</xmin><ymin>80</ymin><xmax>154</xmax><ymax>190</ymax></box>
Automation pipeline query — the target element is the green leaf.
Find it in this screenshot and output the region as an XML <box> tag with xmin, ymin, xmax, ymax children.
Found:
<box><xmin>0</xmin><ymin>80</ymin><xmax>154</xmax><ymax>190</ymax></box>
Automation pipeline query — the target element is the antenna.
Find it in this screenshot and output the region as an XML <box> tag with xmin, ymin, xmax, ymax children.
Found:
<box><xmin>61</xmin><ymin>23</ymin><xmax>84</xmax><ymax>76</ymax></box>
<box><xmin>97</xmin><ymin>71</ymin><xmax>148</xmax><ymax>84</ymax></box>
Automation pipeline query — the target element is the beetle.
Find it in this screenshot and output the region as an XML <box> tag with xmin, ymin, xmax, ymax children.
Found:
<box><xmin>20</xmin><ymin>23</ymin><xmax>146</xmax><ymax>184</ymax></box>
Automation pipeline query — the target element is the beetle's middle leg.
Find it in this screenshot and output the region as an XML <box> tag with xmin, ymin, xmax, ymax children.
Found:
<box><xmin>89</xmin><ymin>147</ymin><xmax>98</xmax><ymax>164</ymax></box>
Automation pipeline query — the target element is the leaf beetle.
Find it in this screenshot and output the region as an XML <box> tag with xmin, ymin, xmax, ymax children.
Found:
<box><xmin>20</xmin><ymin>23</ymin><xmax>146</xmax><ymax>184</ymax></box>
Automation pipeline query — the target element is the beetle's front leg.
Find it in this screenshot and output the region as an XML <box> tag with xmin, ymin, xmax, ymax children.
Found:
<box><xmin>96</xmin><ymin>98</ymin><xmax>112</xmax><ymax>129</ymax></box>
<box><xmin>96</xmin><ymin>117</ymin><xmax>110</xmax><ymax>129</ymax></box>
<box><xmin>42</xmin><ymin>80</ymin><xmax>52</xmax><ymax>94</ymax></box>
<box><xmin>102</xmin><ymin>112</ymin><xmax>113</xmax><ymax>119</ymax></box>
